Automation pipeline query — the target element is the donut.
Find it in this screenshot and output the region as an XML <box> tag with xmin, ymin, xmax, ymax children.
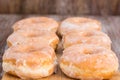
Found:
<box><xmin>12</xmin><ymin>17</ymin><xmax>59</xmax><ymax>32</ymax></box>
<box><xmin>7</xmin><ymin>29</ymin><xmax>59</xmax><ymax>49</ymax></box>
<box><xmin>59</xmin><ymin>17</ymin><xmax>101</xmax><ymax>35</ymax></box>
<box><xmin>2</xmin><ymin>44</ymin><xmax>57</xmax><ymax>79</ymax></box>
<box><xmin>62</xmin><ymin>30</ymin><xmax>111</xmax><ymax>49</ymax></box>
<box><xmin>60</xmin><ymin>44</ymin><xmax>119</xmax><ymax>80</ymax></box>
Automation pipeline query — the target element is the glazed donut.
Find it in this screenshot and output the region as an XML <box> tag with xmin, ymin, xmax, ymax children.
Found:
<box><xmin>59</xmin><ymin>17</ymin><xmax>101</xmax><ymax>35</ymax></box>
<box><xmin>60</xmin><ymin>44</ymin><xmax>119</xmax><ymax>80</ymax></box>
<box><xmin>2</xmin><ymin>44</ymin><xmax>57</xmax><ymax>79</ymax></box>
<box><xmin>7</xmin><ymin>29</ymin><xmax>59</xmax><ymax>49</ymax></box>
<box><xmin>12</xmin><ymin>17</ymin><xmax>59</xmax><ymax>32</ymax></box>
<box><xmin>62</xmin><ymin>30</ymin><xmax>111</xmax><ymax>49</ymax></box>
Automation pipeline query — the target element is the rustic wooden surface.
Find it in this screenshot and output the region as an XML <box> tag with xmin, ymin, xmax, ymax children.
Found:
<box><xmin>0</xmin><ymin>0</ymin><xmax>120</xmax><ymax>15</ymax></box>
<box><xmin>0</xmin><ymin>15</ymin><xmax>120</xmax><ymax>80</ymax></box>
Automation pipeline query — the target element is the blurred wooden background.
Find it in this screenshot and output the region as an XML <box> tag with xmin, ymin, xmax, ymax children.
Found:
<box><xmin>0</xmin><ymin>0</ymin><xmax>120</xmax><ymax>15</ymax></box>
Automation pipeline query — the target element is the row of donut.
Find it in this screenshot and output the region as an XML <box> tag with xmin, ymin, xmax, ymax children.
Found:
<box><xmin>58</xmin><ymin>18</ymin><xmax>119</xmax><ymax>79</ymax></box>
<box><xmin>2</xmin><ymin>17</ymin><xmax>60</xmax><ymax>79</ymax></box>
<box><xmin>2</xmin><ymin>17</ymin><xmax>119</xmax><ymax>80</ymax></box>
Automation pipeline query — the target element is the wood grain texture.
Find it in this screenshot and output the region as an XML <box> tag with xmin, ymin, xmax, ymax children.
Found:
<box><xmin>0</xmin><ymin>15</ymin><xmax>22</xmax><ymax>54</ymax></box>
<box><xmin>0</xmin><ymin>15</ymin><xmax>120</xmax><ymax>80</ymax></box>
<box><xmin>0</xmin><ymin>0</ymin><xmax>120</xmax><ymax>15</ymax></box>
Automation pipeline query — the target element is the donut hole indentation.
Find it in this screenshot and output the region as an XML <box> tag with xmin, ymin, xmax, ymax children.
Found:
<box><xmin>83</xmin><ymin>49</ymin><xmax>93</xmax><ymax>54</ymax></box>
<box><xmin>31</xmin><ymin>19</ymin><xmax>46</xmax><ymax>23</ymax></box>
<box><xmin>83</xmin><ymin>32</ymin><xmax>94</xmax><ymax>37</ymax></box>
<box><xmin>27</xmin><ymin>33</ymin><xmax>40</xmax><ymax>37</ymax></box>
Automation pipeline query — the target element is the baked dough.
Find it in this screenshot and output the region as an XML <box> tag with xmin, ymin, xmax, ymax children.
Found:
<box><xmin>62</xmin><ymin>30</ymin><xmax>111</xmax><ymax>49</ymax></box>
<box><xmin>2</xmin><ymin>44</ymin><xmax>57</xmax><ymax>79</ymax></box>
<box><xmin>12</xmin><ymin>17</ymin><xmax>59</xmax><ymax>32</ymax></box>
<box><xmin>7</xmin><ymin>29</ymin><xmax>59</xmax><ymax>49</ymax></box>
<box><xmin>59</xmin><ymin>17</ymin><xmax>101</xmax><ymax>35</ymax></box>
<box><xmin>60</xmin><ymin>44</ymin><xmax>119</xmax><ymax>80</ymax></box>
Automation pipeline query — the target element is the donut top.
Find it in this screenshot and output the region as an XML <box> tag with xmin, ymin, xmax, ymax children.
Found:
<box><xmin>3</xmin><ymin>44</ymin><xmax>56</xmax><ymax>68</ymax></box>
<box><xmin>61</xmin><ymin>44</ymin><xmax>119</xmax><ymax>70</ymax></box>
<box><xmin>64</xmin><ymin>17</ymin><xmax>101</xmax><ymax>24</ymax></box>
<box><xmin>63</xmin><ymin>30</ymin><xmax>111</xmax><ymax>49</ymax></box>
<box><xmin>59</xmin><ymin>17</ymin><xmax>101</xmax><ymax>35</ymax></box>
<box><xmin>7</xmin><ymin>29</ymin><xmax>59</xmax><ymax>46</ymax></box>
<box><xmin>63</xmin><ymin>30</ymin><xmax>111</xmax><ymax>39</ymax></box>
<box><xmin>12</xmin><ymin>17</ymin><xmax>58</xmax><ymax>32</ymax></box>
<box><xmin>10</xmin><ymin>29</ymin><xmax>57</xmax><ymax>37</ymax></box>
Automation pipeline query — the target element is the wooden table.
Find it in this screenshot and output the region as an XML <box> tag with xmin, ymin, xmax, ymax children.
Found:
<box><xmin>0</xmin><ymin>15</ymin><xmax>120</xmax><ymax>80</ymax></box>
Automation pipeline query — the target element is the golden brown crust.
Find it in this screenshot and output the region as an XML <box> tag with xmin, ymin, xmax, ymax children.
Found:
<box><xmin>3</xmin><ymin>44</ymin><xmax>57</xmax><ymax>79</ymax></box>
<box><xmin>7</xmin><ymin>29</ymin><xmax>59</xmax><ymax>49</ymax></box>
<box><xmin>3</xmin><ymin>62</ymin><xmax>56</xmax><ymax>79</ymax></box>
<box><xmin>60</xmin><ymin>44</ymin><xmax>119</xmax><ymax>79</ymax></box>
<box><xmin>62</xmin><ymin>30</ymin><xmax>111</xmax><ymax>49</ymax></box>
<box><xmin>59</xmin><ymin>17</ymin><xmax>101</xmax><ymax>35</ymax></box>
<box><xmin>3</xmin><ymin>17</ymin><xmax>59</xmax><ymax>79</ymax></box>
<box><xmin>3</xmin><ymin>44</ymin><xmax>56</xmax><ymax>64</ymax></box>
<box><xmin>12</xmin><ymin>17</ymin><xmax>59</xmax><ymax>32</ymax></box>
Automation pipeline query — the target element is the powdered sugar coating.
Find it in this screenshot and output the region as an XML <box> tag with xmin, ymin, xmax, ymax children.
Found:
<box><xmin>7</xmin><ymin>29</ymin><xmax>59</xmax><ymax>49</ymax></box>
<box><xmin>60</xmin><ymin>44</ymin><xmax>119</xmax><ymax>79</ymax></box>
<box><xmin>13</xmin><ymin>17</ymin><xmax>58</xmax><ymax>32</ymax></box>
<box><xmin>63</xmin><ymin>30</ymin><xmax>111</xmax><ymax>49</ymax></box>
<box><xmin>3</xmin><ymin>44</ymin><xmax>57</xmax><ymax>79</ymax></box>
<box><xmin>59</xmin><ymin>17</ymin><xmax>101</xmax><ymax>35</ymax></box>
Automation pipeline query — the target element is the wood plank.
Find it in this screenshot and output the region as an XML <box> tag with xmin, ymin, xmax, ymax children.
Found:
<box><xmin>0</xmin><ymin>15</ymin><xmax>22</xmax><ymax>54</ymax></box>
<box><xmin>0</xmin><ymin>0</ymin><xmax>21</xmax><ymax>13</ymax></box>
<box><xmin>106</xmin><ymin>16</ymin><xmax>120</xmax><ymax>68</ymax></box>
<box><xmin>1</xmin><ymin>15</ymin><xmax>120</xmax><ymax>80</ymax></box>
<box><xmin>0</xmin><ymin>0</ymin><xmax>120</xmax><ymax>15</ymax></box>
